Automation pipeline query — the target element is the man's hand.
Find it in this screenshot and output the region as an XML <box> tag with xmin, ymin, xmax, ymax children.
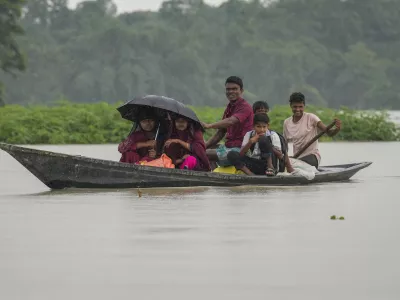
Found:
<box><xmin>327</xmin><ymin>118</ymin><xmax>342</xmax><ymax>137</ymax></box>
<box><xmin>317</xmin><ymin>118</ymin><xmax>342</xmax><ymax>137</ymax></box>
<box><xmin>201</xmin><ymin>122</ymin><xmax>211</xmax><ymax>129</ymax></box>
<box><xmin>334</xmin><ymin>118</ymin><xmax>342</xmax><ymax>130</ymax></box>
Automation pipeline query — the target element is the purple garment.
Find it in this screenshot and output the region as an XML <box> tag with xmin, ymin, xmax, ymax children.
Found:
<box><xmin>164</xmin><ymin>126</ymin><xmax>211</xmax><ymax>171</ymax></box>
<box><xmin>118</xmin><ymin>130</ymin><xmax>154</xmax><ymax>164</ymax></box>
<box><xmin>222</xmin><ymin>98</ymin><xmax>254</xmax><ymax>148</ymax></box>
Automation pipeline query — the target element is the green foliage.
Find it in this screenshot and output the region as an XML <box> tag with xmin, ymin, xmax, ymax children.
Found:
<box><xmin>0</xmin><ymin>102</ymin><xmax>127</xmax><ymax>144</ymax></box>
<box><xmin>1</xmin><ymin>0</ymin><xmax>400</xmax><ymax>109</ymax></box>
<box><xmin>0</xmin><ymin>102</ymin><xmax>398</xmax><ymax>144</ymax></box>
<box><xmin>0</xmin><ymin>0</ymin><xmax>25</xmax><ymax>73</ymax></box>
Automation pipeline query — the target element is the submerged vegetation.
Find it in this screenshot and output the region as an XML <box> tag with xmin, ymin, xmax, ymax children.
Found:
<box><xmin>0</xmin><ymin>102</ymin><xmax>398</xmax><ymax>144</ymax></box>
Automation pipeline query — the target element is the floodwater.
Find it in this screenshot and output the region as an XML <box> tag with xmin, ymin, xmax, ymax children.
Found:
<box><xmin>1</xmin><ymin>142</ymin><xmax>400</xmax><ymax>300</ymax></box>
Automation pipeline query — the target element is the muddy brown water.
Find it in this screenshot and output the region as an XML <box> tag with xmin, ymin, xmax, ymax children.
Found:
<box><xmin>1</xmin><ymin>142</ymin><xmax>399</xmax><ymax>300</ymax></box>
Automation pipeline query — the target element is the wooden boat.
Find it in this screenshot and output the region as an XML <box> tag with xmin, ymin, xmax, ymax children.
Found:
<box><xmin>0</xmin><ymin>142</ymin><xmax>372</xmax><ymax>190</ymax></box>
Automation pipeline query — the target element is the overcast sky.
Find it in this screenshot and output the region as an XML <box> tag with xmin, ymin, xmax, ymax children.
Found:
<box><xmin>68</xmin><ymin>0</ymin><xmax>227</xmax><ymax>12</ymax></box>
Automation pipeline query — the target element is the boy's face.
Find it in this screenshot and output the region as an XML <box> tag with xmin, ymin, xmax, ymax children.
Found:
<box><xmin>290</xmin><ymin>102</ymin><xmax>305</xmax><ymax>117</ymax></box>
<box><xmin>255</xmin><ymin>107</ymin><xmax>269</xmax><ymax>114</ymax></box>
<box><xmin>254</xmin><ymin>122</ymin><xmax>268</xmax><ymax>135</ymax></box>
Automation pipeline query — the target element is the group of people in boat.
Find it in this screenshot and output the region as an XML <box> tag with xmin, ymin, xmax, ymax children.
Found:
<box><xmin>118</xmin><ymin>76</ymin><xmax>342</xmax><ymax>176</ymax></box>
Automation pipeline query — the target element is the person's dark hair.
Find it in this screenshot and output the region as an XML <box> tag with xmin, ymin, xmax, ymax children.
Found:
<box><xmin>289</xmin><ymin>92</ymin><xmax>305</xmax><ymax>104</ymax></box>
<box><xmin>170</xmin><ymin>112</ymin><xmax>204</xmax><ymax>132</ymax></box>
<box><xmin>252</xmin><ymin>101</ymin><xmax>269</xmax><ymax>113</ymax></box>
<box><xmin>253</xmin><ymin>112</ymin><xmax>270</xmax><ymax>125</ymax></box>
<box><xmin>170</xmin><ymin>113</ymin><xmax>188</xmax><ymax>121</ymax></box>
<box><xmin>137</xmin><ymin>107</ymin><xmax>156</xmax><ymax>122</ymax></box>
<box><xmin>225</xmin><ymin>76</ymin><xmax>243</xmax><ymax>90</ymax></box>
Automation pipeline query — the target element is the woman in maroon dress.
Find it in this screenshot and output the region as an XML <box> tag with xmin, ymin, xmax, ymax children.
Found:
<box><xmin>164</xmin><ymin>115</ymin><xmax>211</xmax><ymax>171</ymax></box>
<box><xmin>118</xmin><ymin>109</ymin><xmax>161</xmax><ymax>164</ymax></box>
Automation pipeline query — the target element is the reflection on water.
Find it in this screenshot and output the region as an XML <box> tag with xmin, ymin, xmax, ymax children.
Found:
<box><xmin>0</xmin><ymin>143</ymin><xmax>400</xmax><ymax>300</ymax></box>
<box><xmin>19</xmin><ymin>186</ymin><xmax>212</xmax><ymax>197</ymax></box>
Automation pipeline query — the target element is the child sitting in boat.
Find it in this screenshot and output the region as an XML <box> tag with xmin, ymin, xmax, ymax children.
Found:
<box><xmin>118</xmin><ymin>108</ymin><xmax>162</xmax><ymax>164</ymax></box>
<box><xmin>251</xmin><ymin>102</ymin><xmax>295</xmax><ymax>174</ymax></box>
<box><xmin>163</xmin><ymin>115</ymin><xmax>211</xmax><ymax>171</ymax></box>
<box><xmin>227</xmin><ymin>113</ymin><xmax>281</xmax><ymax>176</ymax></box>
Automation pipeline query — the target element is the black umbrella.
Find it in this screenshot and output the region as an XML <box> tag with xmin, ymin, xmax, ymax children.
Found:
<box><xmin>117</xmin><ymin>95</ymin><xmax>201</xmax><ymax>124</ymax></box>
<box><xmin>117</xmin><ymin>95</ymin><xmax>204</xmax><ymax>135</ymax></box>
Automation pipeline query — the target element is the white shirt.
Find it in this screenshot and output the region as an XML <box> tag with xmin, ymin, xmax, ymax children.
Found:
<box><xmin>241</xmin><ymin>130</ymin><xmax>281</xmax><ymax>159</ymax></box>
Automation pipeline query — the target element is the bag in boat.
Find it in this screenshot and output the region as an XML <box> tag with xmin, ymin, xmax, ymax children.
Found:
<box><xmin>212</xmin><ymin>165</ymin><xmax>245</xmax><ymax>175</ymax></box>
<box><xmin>138</xmin><ymin>154</ymin><xmax>175</xmax><ymax>169</ymax></box>
<box><xmin>288</xmin><ymin>158</ymin><xmax>319</xmax><ymax>180</ymax></box>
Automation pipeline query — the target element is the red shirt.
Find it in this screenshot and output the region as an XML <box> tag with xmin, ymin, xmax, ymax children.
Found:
<box><xmin>222</xmin><ymin>98</ymin><xmax>254</xmax><ymax>148</ymax></box>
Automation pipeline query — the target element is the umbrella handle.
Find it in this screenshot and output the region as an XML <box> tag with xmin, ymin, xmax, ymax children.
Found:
<box><xmin>154</xmin><ymin>123</ymin><xmax>160</xmax><ymax>140</ymax></box>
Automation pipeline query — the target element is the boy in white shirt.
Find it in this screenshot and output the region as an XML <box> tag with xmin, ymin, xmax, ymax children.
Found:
<box><xmin>227</xmin><ymin>113</ymin><xmax>282</xmax><ymax>176</ymax></box>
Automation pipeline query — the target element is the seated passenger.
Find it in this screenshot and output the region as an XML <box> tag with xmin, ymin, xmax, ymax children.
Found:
<box><xmin>227</xmin><ymin>113</ymin><xmax>281</xmax><ymax>176</ymax></box>
<box><xmin>252</xmin><ymin>102</ymin><xmax>294</xmax><ymax>173</ymax></box>
<box><xmin>164</xmin><ymin>115</ymin><xmax>211</xmax><ymax>171</ymax></box>
<box><xmin>118</xmin><ymin>109</ymin><xmax>161</xmax><ymax>164</ymax></box>
<box><xmin>201</xmin><ymin>76</ymin><xmax>253</xmax><ymax>168</ymax></box>
<box><xmin>252</xmin><ymin>100</ymin><xmax>270</xmax><ymax>114</ymax></box>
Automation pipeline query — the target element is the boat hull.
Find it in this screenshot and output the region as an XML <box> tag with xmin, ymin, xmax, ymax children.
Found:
<box><xmin>0</xmin><ymin>143</ymin><xmax>372</xmax><ymax>189</ymax></box>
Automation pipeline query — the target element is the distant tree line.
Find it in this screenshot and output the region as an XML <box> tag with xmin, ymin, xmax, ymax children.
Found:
<box><xmin>0</xmin><ymin>0</ymin><xmax>26</xmax><ymax>106</ymax></box>
<box><xmin>1</xmin><ymin>0</ymin><xmax>400</xmax><ymax>109</ymax></box>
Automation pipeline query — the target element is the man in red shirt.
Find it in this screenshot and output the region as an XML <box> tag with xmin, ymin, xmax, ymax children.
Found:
<box><xmin>201</xmin><ymin>76</ymin><xmax>254</xmax><ymax>167</ymax></box>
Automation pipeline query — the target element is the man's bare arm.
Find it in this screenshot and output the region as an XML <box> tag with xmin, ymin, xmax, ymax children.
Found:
<box><xmin>202</xmin><ymin>116</ymin><xmax>239</xmax><ymax>130</ymax></box>
<box><xmin>205</xmin><ymin>129</ymin><xmax>226</xmax><ymax>149</ymax></box>
<box><xmin>317</xmin><ymin>119</ymin><xmax>341</xmax><ymax>137</ymax></box>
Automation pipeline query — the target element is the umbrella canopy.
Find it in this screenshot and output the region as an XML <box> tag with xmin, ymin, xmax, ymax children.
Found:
<box><xmin>117</xmin><ymin>95</ymin><xmax>202</xmax><ymax>125</ymax></box>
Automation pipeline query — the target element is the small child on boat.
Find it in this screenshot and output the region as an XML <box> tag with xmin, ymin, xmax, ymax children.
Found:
<box><xmin>163</xmin><ymin>115</ymin><xmax>211</xmax><ymax>171</ymax></box>
<box><xmin>251</xmin><ymin>102</ymin><xmax>295</xmax><ymax>174</ymax></box>
<box><xmin>227</xmin><ymin>113</ymin><xmax>281</xmax><ymax>176</ymax></box>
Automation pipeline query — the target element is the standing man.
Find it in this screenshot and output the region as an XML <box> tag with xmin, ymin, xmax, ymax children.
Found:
<box><xmin>201</xmin><ymin>76</ymin><xmax>254</xmax><ymax>167</ymax></box>
<box><xmin>283</xmin><ymin>92</ymin><xmax>342</xmax><ymax>168</ymax></box>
